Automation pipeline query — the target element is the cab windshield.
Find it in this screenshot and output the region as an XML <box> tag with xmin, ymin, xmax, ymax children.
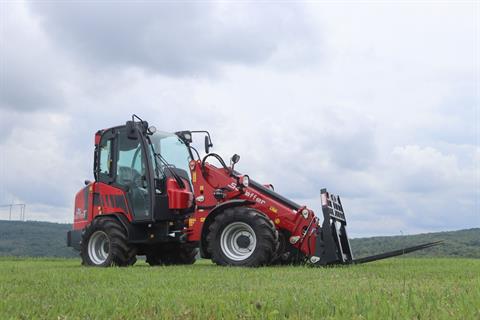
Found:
<box><xmin>148</xmin><ymin>131</ymin><xmax>192</xmax><ymax>182</ymax></box>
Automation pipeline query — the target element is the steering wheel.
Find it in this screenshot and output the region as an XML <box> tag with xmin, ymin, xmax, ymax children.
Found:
<box><xmin>128</xmin><ymin>147</ymin><xmax>146</xmax><ymax>188</ymax></box>
<box><xmin>131</xmin><ymin>147</ymin><xmax>142</xmax><ymax>170</ymax></box>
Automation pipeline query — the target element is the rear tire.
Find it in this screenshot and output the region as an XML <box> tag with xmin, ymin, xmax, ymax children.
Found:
<box><xmin>80</xmin><ymin>217</ymin><xmax>137</xmax><ymax>267</ymax></box>
<box><xmin>146</xmin><ymin>243</ymin><xmax>198</xmax><ymax>266</ymax></box>
<box><xmin>207</xmin><ymin>207</ymin><xmax>278</xmax><ymax>267</ymax></box>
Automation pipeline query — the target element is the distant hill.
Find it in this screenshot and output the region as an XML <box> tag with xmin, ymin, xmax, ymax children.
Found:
<box><xmin>351</xmin><ymin>228</ymin><xmax>480</xmax><ymax>259</ymax></box>
<box><xmin>0</xmin><ymin>220</ymin><xmax>478</xmax><ymax>258</ymax></box>
<box><xmin>0</xmin><ymin>221</ymin><xmax>77</xmax><ymax>258</ymax></box>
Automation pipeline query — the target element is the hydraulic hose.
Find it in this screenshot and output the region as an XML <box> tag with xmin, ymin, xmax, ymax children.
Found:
<box><xmin>201</xmin><ymin>153</ymin><xmax>229</xmax><ymax>173</ymax></box>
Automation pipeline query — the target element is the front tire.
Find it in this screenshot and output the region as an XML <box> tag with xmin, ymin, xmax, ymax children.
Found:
<box><xmin>207</xmin><ymin>207</ymin><xmax>278</xmax><ymax>267</ymax></box>
<box><xmin>80</xmin><ymin>217</ymin><xmax>137</xmax><ymax>267</ymax></box>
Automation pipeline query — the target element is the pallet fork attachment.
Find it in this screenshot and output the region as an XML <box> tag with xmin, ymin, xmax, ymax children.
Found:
<box><xmin>352</xmin><ymin>240</ymin><xmax>443</xmax><ymax>264</ymax></box>
<box><xmin>312</xmin><ymin>189</ymin><xmax>442</xmax><ymax>266</ymax></box>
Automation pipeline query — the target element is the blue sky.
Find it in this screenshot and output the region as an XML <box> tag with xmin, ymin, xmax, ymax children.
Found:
<box><xmin>0</xmin><ymin>1</ymin><xmax>478</xmax><ymax>237</ymax></box>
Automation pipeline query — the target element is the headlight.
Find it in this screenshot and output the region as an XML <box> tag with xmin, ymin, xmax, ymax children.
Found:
<box><xmin>148</xmin><ymin>126</ymin><xmax>157</xmax><ymax>134</ymax></box>
<box><xmin>289</xmin><ymin>236</ymin><xmax>300</xmax><ymax>244</ymax></box>
<box><xmin>241</xmin><ymin>175</ymin><xmax>249</xmax><ymax>188</ymax></box>
<box><xmin>301</xmin><ymin>209</ymin><xmax>309</xmax><ymax>219</ymax></box>
<box><xmin>175</xmin><ymin>131</ymin><xmax>192</xmax><ymax>143</ymax></box>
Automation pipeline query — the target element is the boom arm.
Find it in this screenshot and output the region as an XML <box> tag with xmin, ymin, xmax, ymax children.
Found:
<box><xmin>187</xmin><ymin>158</ymin><xmax>441</xmax><ymax>265</ymax></box>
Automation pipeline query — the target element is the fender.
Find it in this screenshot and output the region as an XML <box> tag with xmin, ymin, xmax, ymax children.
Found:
<box><xmin>92</xmin><ymin>213</ymin><xmax>132</xmax><ymax>237</ymax></box>
<box><xmin>67</xmin><ymin>213</ymin><xmax>130</xmax><ymax>250</ymax></box>
<box><xmin>107</xmin><ymin>213</ymin><xmax>131</xmax><ymax>236</ymax></box>
<box><xmin>199</xmin><ymin>199</ymin><xmax>253</xmax><ymax>258</ymax></box>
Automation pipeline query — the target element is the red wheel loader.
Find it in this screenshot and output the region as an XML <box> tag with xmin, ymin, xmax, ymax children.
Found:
<box><xmin>67</xmin><ymin>115</ymin><xmax>440</xmax><ymax>267</ymax></box>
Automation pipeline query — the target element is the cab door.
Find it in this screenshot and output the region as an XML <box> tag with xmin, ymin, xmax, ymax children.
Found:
<box><xmin>96</xmin><ymin>126</ymin><xmax>155</xmax><ymax>223</ymax></box>
<box><xmin>114</xmin><ymin>127</ymin><xmax>155</xmax><ymax>222</ymax></box>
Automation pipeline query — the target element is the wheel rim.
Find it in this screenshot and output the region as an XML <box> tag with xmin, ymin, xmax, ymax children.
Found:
<box><xmin>88</xmin><ymin>231</ymin><xmax>110</xmax><ymax>265</ymax></box>
<box><xmin>220</xmin><ymin>222</ymin><xmax>257</xmax><ymax>261</ymax></box>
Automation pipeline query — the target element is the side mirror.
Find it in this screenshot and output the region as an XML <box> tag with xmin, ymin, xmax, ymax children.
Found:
<box><xmin>230</xmin><ymin>154</ymin><xmax>240</xmax><ymax>166</ymax></box>
<box><xmin>126</xmin><ymin>121</ymin><xmax>138</xmax><ymax>140</ymax></box>
<box><xmin>205</xmin><ymin>136</ymin><xmax>213</xmax><ymax>154</ymax></box>
<box><xmin>230</xmin><ymin>154</ymin><xmax>240</xmax><ymax>171</ymax></box>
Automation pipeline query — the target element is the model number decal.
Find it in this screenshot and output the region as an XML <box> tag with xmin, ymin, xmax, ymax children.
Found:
<box><xmin>75</xmin><ymin>208</ymin><xmax>87</xmax><ymax>220</ymax></box>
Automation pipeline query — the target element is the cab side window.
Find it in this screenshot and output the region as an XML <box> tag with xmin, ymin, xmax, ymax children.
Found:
<box><xmin>99</xmin><ymin>139</ymin><xmax>112</xmax><ymax>175</ymax></box>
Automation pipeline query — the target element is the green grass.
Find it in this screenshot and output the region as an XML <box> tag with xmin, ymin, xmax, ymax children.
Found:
<box><xmin>0</xmin><ymin>258</ymin><xmax>478</xmax><ymax>319</ymax></box>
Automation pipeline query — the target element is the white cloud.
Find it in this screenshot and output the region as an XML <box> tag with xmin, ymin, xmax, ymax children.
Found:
<box><xmin>0</xmin><ymin>1</ymin><xmax>73</xmax><ymax>112</ymax></box>
<box><xmin>389</xmin><ymin>145</ymin><xmax>469</xmax><ymax>192</ymax></box>
<box><xmin>29</xmin><ymin>2</ymin><xmax>318</xmax><ymax>76</ymax></box>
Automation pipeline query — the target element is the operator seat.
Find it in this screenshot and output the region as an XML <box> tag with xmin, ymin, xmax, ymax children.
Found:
<box><xmin>117</xmin><ymin>166</ymin><xmax>136</xmax><ymax>185</ymax></box>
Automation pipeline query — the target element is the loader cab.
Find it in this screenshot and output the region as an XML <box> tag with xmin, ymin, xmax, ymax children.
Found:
<box><xmin>94</xmin><ymin>120</ymin><xmax>193</xmax><ymax>223</ymax></box>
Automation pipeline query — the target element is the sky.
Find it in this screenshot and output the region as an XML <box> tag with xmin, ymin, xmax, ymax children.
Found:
<box><xmin>0</xmin><ymin>1</ymin><xmax>478</xmax><ymax>237</ymax></box>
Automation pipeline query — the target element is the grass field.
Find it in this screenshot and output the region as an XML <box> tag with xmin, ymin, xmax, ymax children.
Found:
<box><xmin>0</xmin><ymin>258</ymin><xmax>478</xmax><ymax>319</ymax></box>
